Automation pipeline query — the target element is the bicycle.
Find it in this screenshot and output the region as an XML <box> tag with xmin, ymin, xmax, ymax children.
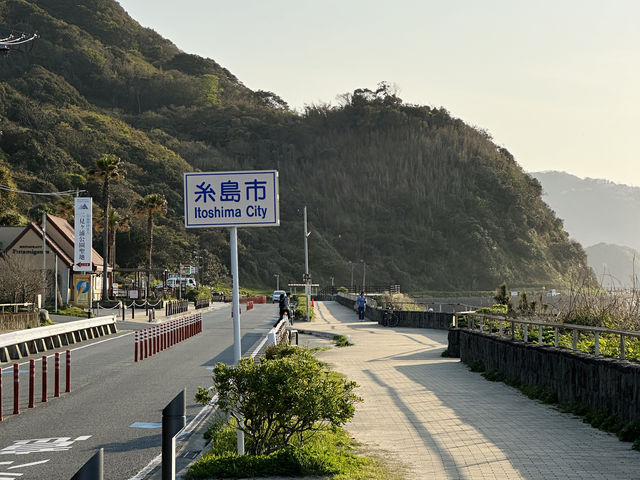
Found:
<box><xmin>382</xmin><ymin>308</ymin><xmax>399</xmax><ymax>327</ymax></box>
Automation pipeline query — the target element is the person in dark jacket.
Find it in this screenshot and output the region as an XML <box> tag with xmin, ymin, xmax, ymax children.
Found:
<box><xmin>279</xmin><ymin>292</ymin><xmax>290</xmax><ymax>321</ymax></box>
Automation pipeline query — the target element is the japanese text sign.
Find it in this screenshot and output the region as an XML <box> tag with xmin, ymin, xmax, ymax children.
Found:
<box><xmin>184</xmin><ymin>170</ymin><xmax>279</xmax><ymax>228</ymax></box>
<box><xmin>73</xmin><ymin>197</ymin><xmax>92</xmax><ymax>272</ymax></box>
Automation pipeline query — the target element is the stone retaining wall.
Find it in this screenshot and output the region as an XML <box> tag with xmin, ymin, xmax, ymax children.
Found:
<box><xmin>453</xmin><ymin>328</ymin><xmax>640</xmax><ymax>423</ymax></box>
<box><xmin>335</xmin><ymin>294</ymin><xmax>454</xmax><ymax>330</ymax></box>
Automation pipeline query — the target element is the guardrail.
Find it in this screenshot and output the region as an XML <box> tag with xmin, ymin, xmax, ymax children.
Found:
<box><xmin>267</xmin><ymin>319</ymin><xmax>290</xmax><ymax>347</ymax></box>
<box><xmin>0</xmin><ymin>316</ymin><xmax>117</xmax><ymax>363</ymax></box>
<box><xmin>459</xmin><ymin>312</ymin><xmax>640</xmax><ymax>360</ymax></box>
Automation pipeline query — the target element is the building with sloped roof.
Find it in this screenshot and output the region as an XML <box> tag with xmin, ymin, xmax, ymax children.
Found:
<box><xmin>0</xmin><ymin>214</ymin><xmax>109</xmax><ymax>306</ymax></box>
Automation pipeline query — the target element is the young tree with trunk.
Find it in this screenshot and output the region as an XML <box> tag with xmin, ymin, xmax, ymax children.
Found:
<box><xmin>88</xmin><ymin>154</ymin><xmax>125</xmax><ymax>300</ymax></box>
<box><xmin>134</xmin><ymin>193</ymin><xmax>167</xmax><ymax>292</ymax></box>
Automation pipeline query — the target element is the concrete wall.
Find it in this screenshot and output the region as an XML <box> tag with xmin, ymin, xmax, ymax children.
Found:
<box><xmin>454</xmin><ymin>329</ymin><xmax>640</xmax><ymax>424</ymax></box>
<box><xmin>335</xmin><ymin>293</ymin><xmax>454</xmax><ymax>330</ymax></box>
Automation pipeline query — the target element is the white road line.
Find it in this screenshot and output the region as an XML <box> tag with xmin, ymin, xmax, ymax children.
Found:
<box><xmin>8</xmin><ymin>459</ymin><xmax>49</xmax><ymax>469</ymax></box>
<box><xmin>129</xmin><ymin>321</ymin><xmax>272</xmax><ymax>480</ymax></box>
<box><xmin>251</xmin><ymin>336</ymin><xmax>269</xmax><ymax>358</ymax></box>
<box><xmin>127</xmin><ymin>394</ymin><xmax>219</xmax><ymax>480</ymax></box>
<box><xmin>0</xmin><ymin>332</ymin><xmax>134</xmax><ymax>373</ymax></box>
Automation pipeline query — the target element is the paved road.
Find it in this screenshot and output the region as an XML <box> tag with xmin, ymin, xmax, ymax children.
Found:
<box><xmin>301</xmin><ymin>301</ymin><xmax>640</xmax><ymax>480</ymax></box>
<box><xmin>0</xmin><ymin>303</ymin><xmax>278</xmax><ymax>480</ymax></box>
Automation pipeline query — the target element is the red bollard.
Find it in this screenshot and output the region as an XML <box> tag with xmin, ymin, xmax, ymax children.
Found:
<box><xmin>41</xmin><ymin>356</ymin><xmax>47</xmax><ymax>403</ymax></box>
<box><xmin>134</xmin><ymin>331</ymin><xmax>139</xmax><ymax>362</ymax></box>
<box><xmin>154</xmin><ymin>326</ymin><xmax>159</xmax><ymax>354</ymax></box>
<box><xmin>162</xmin><ymin>324</ymin><xmax>167</xmax><ymax>350</ymax></box>
<box><xmin>163</xmin><ymin>324</ymin><xmax>167</xmax><ymax>350</ymax></box>
<box><xmin>13</xmin><ymin>363</ymin><xmax>19</xmax><ymax>415</ymax></box>
<box><xmin>144</xmin><ymin>329</ymin><xmax>150</xmax><ymax>358</ymax></box>
<box><xmin>172</xmin><ymin>320</ymin><xmax>177</xmax><ymax>345</ymax></box>
<box><xmin>28</xmin><ymin>359</ymin><xmax>35</xmax><ymax>408</ymax></box>
<box><xmin>65</xmin><ymin>350</ymin><xmax>71</xmax><ymax>393</ymax></box>
<box><xmin>55</xmin><ymin>353</ymin><xmax>60</xmax><ymax>398</ymax></box>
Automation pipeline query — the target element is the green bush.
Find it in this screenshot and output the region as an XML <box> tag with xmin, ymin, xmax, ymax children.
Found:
<box><xmin>466</xmin><ymin>360</ymin><xmax>486</xmax><ymax>372</ymax></box>
<box><xmin>618</xmin><ymin>422</ymin><xmax>640</xmax><ymax>442</ymax></box>
<box><xmin>199</xmin><ymin>347</ymin><xmax>361</xmax><ymax>455</ymax></box>
<box><xmin>482</xmin><ymin>370</ymin><xmax>506</xmax><ymax>382</ymax></box>
<box><xmin>294</xmin><ymin>299</ymin><xmax>315</xmax><ymax>322</ymax></box>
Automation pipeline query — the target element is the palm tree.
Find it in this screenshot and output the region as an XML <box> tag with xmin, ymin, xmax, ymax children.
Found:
<box><xmin>88</xmin><ymin>154</ymin><xmax>125</xmax><ymax>300</ymax></box>
<box><xmin>94</xmin><ymin>208</ymin><xmax>131</xmax><ymax>267</ymax></box>
<box><xmin>134</xmin><ymin>193</ymin><xmax>168</xmax><ymax>290</ymax></box>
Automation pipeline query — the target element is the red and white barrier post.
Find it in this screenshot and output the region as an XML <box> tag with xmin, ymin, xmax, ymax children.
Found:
<box><xmin>41</xmin><ymin>355</ymin><xmax>48</xmax><ymax>403</ymax></box>
<box><xmin>28</xmin><ymin>359</ymin><xmax>35</xmax><ymax>408</ymax></box>
<box><xmin>55</xmin><ymin>352</ymin><xmax>60</xmax><ymax>398</ymax></box>
<box><xmin>13</xmin><ymin>363</ymin><xmax>19</xmax><ymax>415</ymax></box>
<box><xmin>65</xmin><ymin>350</ymin><xmax>71</xmax><ymax>393</ymax></box>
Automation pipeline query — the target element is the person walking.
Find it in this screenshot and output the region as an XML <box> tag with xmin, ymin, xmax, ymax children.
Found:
<box><xmin>356</xmin><ymin>291</ymin><xmax>366</xmax><ymax>321</ymax></box>
<box><xmin>279</xmin><ymin>291</ymin><xmax>291</xmax><ymax>323</ymax></box>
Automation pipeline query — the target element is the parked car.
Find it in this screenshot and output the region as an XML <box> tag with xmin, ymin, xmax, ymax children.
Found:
<box><xmin>272</xmin><ymin>290</ymin><xmax>285</xmax><ymax>303</ymax></box>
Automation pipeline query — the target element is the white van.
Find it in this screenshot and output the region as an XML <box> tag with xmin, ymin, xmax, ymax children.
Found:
<box><xmin>166</xmin><ymin>277</ymin><xmax>197</xmax><ymax>289</ymax></box>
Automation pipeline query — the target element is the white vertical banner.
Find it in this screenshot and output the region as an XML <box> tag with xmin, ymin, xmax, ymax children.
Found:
<box><xmin>74</xmin><ymin>197</ymin><xmax>93</xmax><ymax>272</ymax></box>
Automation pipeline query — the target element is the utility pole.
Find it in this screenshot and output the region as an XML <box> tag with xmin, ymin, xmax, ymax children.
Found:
<box><xmin>362</xmin><ymin>261</ymin><xmax>366</xmax><ymax>293</ymax></box>
<box><xmin>349</xmin><ymin>261</ymin><xmax>354</xmax><ymax>293</ymax></box>
<box><xmin>274</xmin><ymin>274</ymin><xmax>279</xmax><ymax>290</ymax></box>
<box><xmin>304</xmin><ymin>206</ymin><xmax>310</xmax><ymax>322</ymax></box>
<box><xmin>41</xmin><ymin>212</ymin><xmax>47</xmax><ymax>308</ymax></box>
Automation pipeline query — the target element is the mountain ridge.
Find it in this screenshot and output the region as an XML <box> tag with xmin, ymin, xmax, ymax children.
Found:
<box><xmin>0</xmin><ymin>0</ymin><xmax>592</xmax><ymax>291</ymax></box>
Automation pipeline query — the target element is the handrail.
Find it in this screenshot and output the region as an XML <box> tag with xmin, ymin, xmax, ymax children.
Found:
<box><xmin>459</xmin><ymin>311</ymin><xmax>640</xmax><ymax>360</ymax></box>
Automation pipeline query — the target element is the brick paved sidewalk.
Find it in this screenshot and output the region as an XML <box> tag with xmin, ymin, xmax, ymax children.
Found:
<box><xmin>303</xmin><ymin>301</ymin><xmax>640</xmax><ymax>480</ymax></box>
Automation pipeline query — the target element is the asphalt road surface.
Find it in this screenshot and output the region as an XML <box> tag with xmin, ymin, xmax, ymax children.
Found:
<box><xmin>0</xmin><ymin>303</ymin><xmax>278</xmax><ymax>479</ymax></box>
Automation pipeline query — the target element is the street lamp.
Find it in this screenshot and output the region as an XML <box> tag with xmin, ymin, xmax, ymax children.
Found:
<box><xmin>361</xmin><ymin>260</ymin><xmax>366</xmax><ymax>293</ymax></box>
<box><xmin>274</xmin><ymin>274</ymin><xmax>280</xmax><ymax>290</ymax></box>
<box><xmin>348</xmin><ymin>261</ymin><xmax>354</xmax><ymax>292</ymax></box>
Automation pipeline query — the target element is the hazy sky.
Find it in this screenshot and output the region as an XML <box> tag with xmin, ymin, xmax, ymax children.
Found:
<box><xmin>117</xmin><ymin>0</ymin><xmax>640</xmax><ymax>186</ymax></box>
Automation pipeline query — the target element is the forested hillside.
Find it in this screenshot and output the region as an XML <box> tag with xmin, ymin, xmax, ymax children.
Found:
<box><xmin>0</xmin><ymin>0</ymin><xmax>591</xmax><ymax>290</ymax></box>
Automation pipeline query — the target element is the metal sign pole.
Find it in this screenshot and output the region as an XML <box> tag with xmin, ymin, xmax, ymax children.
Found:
<box><xmin>304</xmin><ymin>207</ymin><xmax>310</xmax><ymax>322</ymax></box>
<box><xmin>230</xmin><ymin>226</ymin><xmax>244</xmax><ymax>455</ymax></box>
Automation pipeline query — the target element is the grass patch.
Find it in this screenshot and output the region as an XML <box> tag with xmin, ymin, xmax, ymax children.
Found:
<box><xmin>56</xmin><ymin>305</ymin><xmax>89</xmax><ymax>317</ymax></box>
<box><xmin>333</xmin><ymin>335</ymin><xmax>353</xmax><ymax>347</ymax></box>
<box><xmin>187</xmin><ymin>424</ymin><xmax>396</xmax><ymax>480</ymax></box>
<box><xmin>466</xmin><ymin>360</ymin><xmax>486</xmax><ymax>372</ymax></box>
<box><xmin>311</xmin><ymin>346</ymin><xmax>331</xmax><ymax>352</ymax></box>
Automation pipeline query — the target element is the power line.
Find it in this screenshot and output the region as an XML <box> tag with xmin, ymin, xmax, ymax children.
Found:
<box><xmin>0</xmin><ymin>184</ymin><xmax>85</xmax><ymax>197</ymax></box>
